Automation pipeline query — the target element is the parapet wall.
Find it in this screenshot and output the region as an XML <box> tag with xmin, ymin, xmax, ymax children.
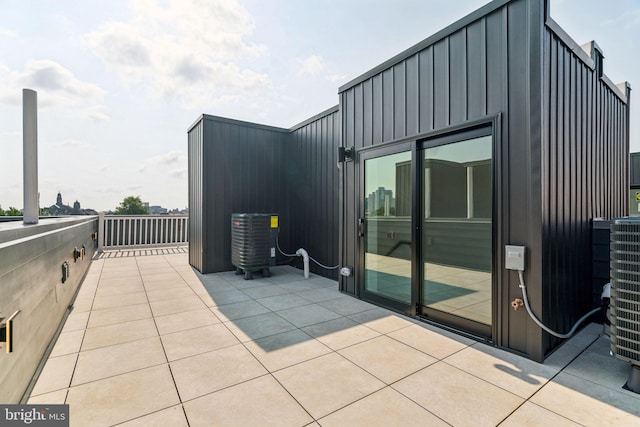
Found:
<box><xmin>0</xmin><ymin>217</ymin><xmax>98</xmax><ymax>403</ymax></box>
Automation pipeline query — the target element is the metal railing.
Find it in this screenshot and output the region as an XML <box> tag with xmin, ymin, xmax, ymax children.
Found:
<box><xmin>98</xmin><ymin>213</ymin><xmax>188</xmax><ymax>251</ymax></box>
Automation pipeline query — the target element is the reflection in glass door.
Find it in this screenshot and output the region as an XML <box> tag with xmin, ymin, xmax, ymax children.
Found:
<box><xmin>364</xmin><ymin>151</ymin><xmax>412</xmax><ymax>304</ymax></box>
<box><xmin>422</xmin><ymin>134</ymin><xmax>492</xmax><ymax>327</ymax></box>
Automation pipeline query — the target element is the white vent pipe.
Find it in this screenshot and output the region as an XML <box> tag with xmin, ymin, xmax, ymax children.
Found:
<box><xmin>296</xmin><ymin>248</ymin><xmax>309</xmax><ymax>279</ymax></box>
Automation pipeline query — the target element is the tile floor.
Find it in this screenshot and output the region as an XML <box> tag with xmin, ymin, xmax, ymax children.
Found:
<box><xmin>28</xmin><ymin>251</ymin><xmax>640</xmax><ymax>426</ymax></box>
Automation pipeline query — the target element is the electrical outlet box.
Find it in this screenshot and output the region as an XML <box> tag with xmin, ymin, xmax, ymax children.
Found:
<box><xmin>505</xmin><ymin>245</ymin><xmax>526</xmax><ymax>271</ymax></box>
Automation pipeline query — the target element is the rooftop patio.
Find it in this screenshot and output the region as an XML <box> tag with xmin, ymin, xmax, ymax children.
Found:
<box><xmin>28</xmin><ymin>249</ymin><xmax>639</xmax><ymax>426</ymax></box>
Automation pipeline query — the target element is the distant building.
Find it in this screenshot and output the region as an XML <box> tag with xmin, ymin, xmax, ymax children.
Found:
<box><xmin>367</xmin><ymin>187</ymin><xmax>394</xmax><ymax>216</ymax></box>
<box><xmin>44</xmin><ymin>192</ymin><xmax>97</xmax><ymax>216</ymax></box>
<box><xmin>148</xmin><ymin>205</ymin><xmax>168</xmax><ymax>215</ymax></box>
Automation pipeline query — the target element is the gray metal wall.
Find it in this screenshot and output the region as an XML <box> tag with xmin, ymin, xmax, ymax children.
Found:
<box><xmin>287</xmin><ymin>108</ymin><xmax>340</xmax><ymax>279</ymax></box>
<box><xmin>339</xmin><ymin>0</ymin><xmax>540</xmax><ymax>354</ymax></box>
<box><xmin>338</xmin><ymin>0</ymin><xmax>630</xmax><ymax>361</ymax></box>
<box><xmin>631</xmin><ymin>152</ymin><xmax>640</xmax><ymax>187</ymax></box>
<box><xmin>188</xmin><ymin>115</ymin><xmax>290</xmax><ymax>273</ymax></box>
<box><xmin>540</xmin><ymin>19</ymin><xmax>630</xmax><ymax>355</ymax></box>
<box><xmin>187</xmin><ymin>119</ymin><xmax>204</xmax><ymax>272</ymax></box>
<box><xmin>0</xmin><ymin>217</ymin><xmax>97</xmax><ymax>403</ymax></box>
<box><xmin>188</xmin><ymin>110</ymin><xmax>340</xmax><ymax>277</ymax></box>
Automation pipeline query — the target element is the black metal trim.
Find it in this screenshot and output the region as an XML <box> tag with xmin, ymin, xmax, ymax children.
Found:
<box><xmin>356</xmin><ymin>114</ymin><xmax>501</xmax><ymax>156</ymax></box>
<box><xmin>418</xmin><ymin>310</ymin><xmax>492</xmax><ymax>339</ymax></box>
<box><xmin>418</xmin><ymin>124</ymin><xmax>492</xmax><ymax>149</ymax></box>
<box><xmin>361</xmin><ymin>290</ymin><xmax>412</xmax><ymax>315</ymax></box>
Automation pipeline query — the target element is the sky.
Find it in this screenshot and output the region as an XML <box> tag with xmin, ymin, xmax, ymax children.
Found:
<box><xmin>0</xmin><ymin>0</ymin><xmax>638</xmax><ymax>212</ymax></box>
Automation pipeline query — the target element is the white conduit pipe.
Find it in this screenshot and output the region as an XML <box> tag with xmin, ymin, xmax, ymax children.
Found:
<box><xmin>296</xmin><ymin>248</ymin><xmax>309</xmax><ymax>279</ymax></box>
<box><xmin>518</xmin><ymin>270</ymin><xmax>600</xmax><ymax>339</ymax></box>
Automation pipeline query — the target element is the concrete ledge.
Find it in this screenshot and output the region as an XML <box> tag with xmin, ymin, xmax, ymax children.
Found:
<box><xmin>0</xmin><ymin>217</ymin><xmax>98</xmax><ymax>403</ymax></box>
<box><xmin>0</xmin><ymin>216</ymin><xmax>97</xmax><ymax>244</ymax></box>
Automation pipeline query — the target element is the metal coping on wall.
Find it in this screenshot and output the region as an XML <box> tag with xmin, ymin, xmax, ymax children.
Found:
<box><xmin>289</xmin><ymin>105</ymin><xmax>339</xmax><ymax>132</ymax></box>
<box><xmin>188</xmin><ymin>107</ymin><xmax>339</xmax><ymax>135</ymax></box>
<box><xmin>544</xmin><ymin>18</ymin><xmax>628</xmax><ymax>103</ymax></box>
<box><xmin>187</xmin><ymin>114</ymin><xmax>289</xmax><ymax>134</ymax></box>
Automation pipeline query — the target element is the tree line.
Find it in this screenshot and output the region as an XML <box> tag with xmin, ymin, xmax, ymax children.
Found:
<box><xmin>114</xmin><ymin>196</ymin><xmax>148</xmax><ymax>215</ymax></box>
<box><xmin>0</xmin><ymin>196</ymin><xmax>150</xmax><ymax>216</ymax></box>
<box><xmin>0</xmin><ymin>206</ymin><xmax>21</xmax><ymax>216</ymax></box>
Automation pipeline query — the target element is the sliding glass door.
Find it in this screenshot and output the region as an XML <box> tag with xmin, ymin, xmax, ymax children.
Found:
<box><xmin>421</xmin><ymin>130</ymin><xmax>493</xmax><ymax>334</ymax></box>
<box><xmin>361</xmin><ymin>146</ymin><xmax>413</xmax><ymax>310</ymax></box>
<box><xmin>358</xmin><ymin>127</ymin><xmax>494</xmax><ymax>336</ymax></box>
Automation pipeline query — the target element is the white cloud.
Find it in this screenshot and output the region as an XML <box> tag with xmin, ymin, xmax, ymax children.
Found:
<box><xmin>87</xmin><ymin>110</ymin><xmax>111</xmax><ymax>122</ymax></box>
<box><xmin>85</xmin><ymin>0</ymin><xmax>270</xmax><ymax>108</ymax></box>
<box><xmin>326</xmin><ymin>73</ymin><xmax>350</xmax><ymax>84</ymax></box>
<box><xmin>0</xmin><ymin>60</ymin><xmax>106</xmax><ymax>107</ymax></box>
<box><xmin>139</xmin><ymin>150</ymin><xmax>186</xmax><ymax>172</ymax></box>
<box><xmin>296</xmin><ymin>54</ymin><xmax>349</xmax><ymax>85</ymax></box>
<box><xmin>95</xmin><ymin>187</ymin><xmax>120</xmax><ymax>194</ymax></box>
<box><xmin>600</xmin><ymin>8</ymin><xmax>640</xmax><ymax>28</ymax></box>
<box><xmin>298</xmin><ymin>54</ymin><xmax>326</xmax><ymax>76</ymax></box>
<box><xmin>54</xmin><ymin>139</ymin><xmax>86</xmax><ymax>148</ymax></box>
<box><xmin>147</xmin><ymin>150</ymin><xmax>183</xmax><ymax>165</ymax></box>
<box><xmin>168</xmin><ymin>168</ymin><xmax>186</xmax><ymax>179</ymax></box>
<box><xmin>0</xmin><ymin>26</ymin><xmax>18</xmax><ymax>39</ymax></box>
<box><xmin>1</xmin><ymin>130</ymin><xmax>21</xmax><ymax>138</ymax></box>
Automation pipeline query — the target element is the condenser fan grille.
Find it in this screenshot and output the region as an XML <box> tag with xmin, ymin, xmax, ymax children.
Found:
<box><xmin>610</xmin><ymin>218</ymin><xmax>640</xmax><ymax>364</ymax></box>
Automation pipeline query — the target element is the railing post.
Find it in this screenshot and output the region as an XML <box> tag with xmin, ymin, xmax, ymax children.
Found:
<box><xmin>98</xmin><ymin>212</ymin><xmax>105</xmax><ymax>253</ymax></box>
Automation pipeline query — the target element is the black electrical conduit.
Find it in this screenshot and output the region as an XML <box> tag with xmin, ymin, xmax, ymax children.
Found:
<box><xmin>517</xmin><ymin>270</ymin><xmax>600</xmax><ymax>339</ymax></box>
<box><xmin>276</xmin><ymin>235</ymin><xmax>339</xmax><ymax>270</ymax></box>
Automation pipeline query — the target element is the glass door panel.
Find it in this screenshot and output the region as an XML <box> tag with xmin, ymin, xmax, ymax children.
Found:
<box><xmin>364</xmin><ymin>151</ymin><xmax>412</xmax><ymax>304</ymax></box>
<box><xmin>422</xmin><ymin>135</ymin><xmax>492</xmax><ymax>326</ymax></box>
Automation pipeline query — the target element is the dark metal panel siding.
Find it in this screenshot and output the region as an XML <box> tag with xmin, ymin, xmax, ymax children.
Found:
<box><xmin>331</xmin><ymin>0</ymin><xmax>628</xmax><ymax>360</ymax></box>
<box><xmin>336</xmin><ymin>0</ymin><xmax>548</xmax><ymax>359</ymax></box>
<box><xmin>345</xmin><ymin>88</ymin><xmax>355</xmax><ymax>149</ymax></box>
<box><xmin>382</xmin><ymin>69</ymin><xmax>394</xmax><ymax>142</ymax></box>
<box><xmin>340</xmin><ymin>93</ymin><xmax>358</xmax><ymax>295</ymax></box>
<box><xmin>541</xmin><ymin>21</ymin><xmax>629</xmax><ymax>353</ymax></box>
<box><xmin>198</xmin><ymin>118</ymin><xmax>288</xmax><ymax>273</ymax></box>
<box><xmin>486</xmin><ymin>8</ymin><xmax>507</xmax><ymax>117</ymax></box>
<box><xmin>187</xmin><ymin>119</ymin><xmax>204</xmax><ymax>272</ymax></box>
<box><xmin>354</xmin><ymin>85</ymin><xmax>363</xmax><ymax>149</ymax></box>
<box><xmin>406</xmin><ymin>55</ymin><xmax>419</xmax><ymax>136</ymax></box>
<box><xmin>288</xmin><ymin>110</ymin><xmax>341</xmax><ymax>280</ymax></box>
<box><xmin>630</xmin><ymin>153</ymin><xmax>640</xmax><ymax>187</ymax></box>
<box><xmin>418</xmin><ymin>47</ymin><xmax>434</xmax><ymax>133</ymax></box>
<box><xmin>449</xmin><ymin>28</ymin><xmax>467</xmax><ymax>125</ymax></box>
<box><xmin>466</xmin><ymin>18</ymin><xmax>487</xmax><ymax>119</ymax></box>
<box><xmin>393</xmin><ymin>63</ymin><xmax>406</xmax><ymax>139</ymax></box>
<box><xmin>372</xmin><ymin>74</ymin><xmax>383</xmax><ymax>145</ymax></box>
<box><xmin>433</xmin><ymin>39</ymin><xmax>450</xmax><ymax>129</ymax></box>
<box><xmin>363</xmin><ymin>79</ymin><xmax>373</xmax><ymax>147</ymax></box>
<box><xmin>505</xmin><ymin>0</ymin><xmax>540</xmax><ymax>358</ymax></box>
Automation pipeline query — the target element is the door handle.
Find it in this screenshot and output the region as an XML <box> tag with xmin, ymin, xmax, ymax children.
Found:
<box><xmin>358</xmin><ymin>218</ymin><xmax>365</xmax><ymax>237</ymax></box>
